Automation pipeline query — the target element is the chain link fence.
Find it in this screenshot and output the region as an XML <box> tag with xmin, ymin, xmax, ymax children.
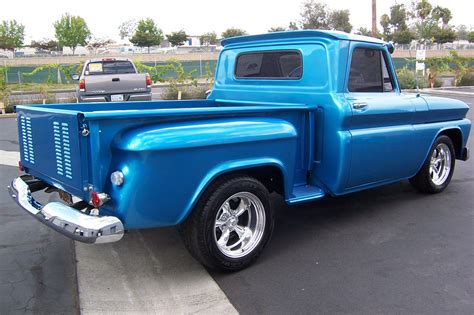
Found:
<box><xmin>2</xmin><ymin>60</ymin><xmax>217</xmax><ymax>85</ymax></box>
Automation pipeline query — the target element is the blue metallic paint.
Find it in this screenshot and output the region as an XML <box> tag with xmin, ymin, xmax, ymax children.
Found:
<box><xmin>14</xmin><ymin>30</ymin><xmax>471</xmax><ymax>230</ymax></box>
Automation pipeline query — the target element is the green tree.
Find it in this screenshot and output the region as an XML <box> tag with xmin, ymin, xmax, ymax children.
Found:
<box><xmin>467</xmin><ymin>31</ymin><xmax>474</xmax><ymax>43</ymax></box>
<box><xmin>431</xmin><ymin>6</ymin><xmax>452</xmax><ymax>26</ymax></box>
<box><xmin>456</xmin><ymin>25</ymin><xmax>468</xmax><ymax>41</ymax></box>
<box><xmin>221</xmin><ymin>28</ymin><xmax>247</xmax><ymax>39</ymax></box>
<box><xmin>389</xmin><ymin>4</ymin><xmax>408</xmax><ymax>30</ymax></box>
<box><xmin>288</xmin><ymin>22</ymin><xmax>299</xmax><ymax>30</ymax></box>
<box><xmin>392</xmin><ymin>29</ymin><xmax>416</xmax><ymax>44</ymax></box>
<box><xmin>54</xmin><ymin>13</ymin><xmax>91</xmax><ymax>55</ymax></box>
<box><xmin>380</xmin><ymin>14</ymin><xmax>392</xmax><ymax>41</ymax></box>
<box><xmin>130</xmin><ymin>18</ymin><xmax>163</xmax><ymax>53</ymax></box>
<box><xmin>415</xmin><ymin>0</ymin><xmax>432</xmax><ymax>21</ymax></box>
<box><xmin>0</xmin><ymin>20</ymin><xmax>25</xmax><ymax>52</ymax></box>
<box><xmin>356</xmin><ymin>27</ymin><xmax>372</xmax><ymax>36</ymax></box>
<box><xmin>118</xmin><ymin>20</ymin><xmax>137</xmax><ymax>40</ymax></box>
<box><xmin>200</xmin><ymin>32</ymin><xmax>218</xmax><ymax>46</ymax></box>
<box><xmin>299</xmin><ymin>0</ymin><xmax>329</xmax><ymax>29</ymax></box>
<box><xmin>30</xmin><ymin>39</ymin><xmax>59</xmax><ymax>52</ymax></box>
<box><xmin>432</xmin><ymin>27</ymin><xmax>457</xmax><ymax>44</ymax></box>
<box><xmin>379</xmin><ymin>4</ymin><xmax>415</xmax><ymax>43</ymax></box>
<box><xmin>412</xmin><ymin>1</ymin><xmax>457</xmax><ymax>44</ymax></box>
<box><xmin>166</xmin><ymin>30</ymin><xmax>188</xmax><ymax>47</ymax></box>
<box><xmin>328</xmin><ymin>9</ymin><xmax>352</xmax><ymax>33</ymax></box>
<box><xmin>268</xmin><ymin>27</ymin><xmax>286</xmax><ymax>32</ymax></box>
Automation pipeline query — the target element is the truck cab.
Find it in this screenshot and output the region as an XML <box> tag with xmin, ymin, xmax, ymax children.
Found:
<box><xmin>9</xmin><ymin>31</ymin><xmax>471</xmax><ymax>271</ymax></box>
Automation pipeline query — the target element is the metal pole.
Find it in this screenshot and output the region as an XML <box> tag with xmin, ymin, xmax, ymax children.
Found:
<box><xmin>4</xmin><ymin>60</ymin><xmax>8</xmax><ymax>84</ymax></box>
<box><xmin>199</xmin><ymin>55</ymin><xmax>202</xmax><ymax>77</ymax></box>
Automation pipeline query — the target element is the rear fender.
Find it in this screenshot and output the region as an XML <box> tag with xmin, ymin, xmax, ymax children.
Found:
<box><xmin>113</xmin><ymin>117</ymin><xmax>298</xmax><ymax>151</ymax></box>
<box><xmin>106</xmin><ymin>117</ymin><xmax>297</xmax><ymax>228</ymax></box>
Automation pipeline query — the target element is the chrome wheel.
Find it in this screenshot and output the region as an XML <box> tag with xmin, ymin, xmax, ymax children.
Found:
<box><xmin>213</xmin><ymin>192</ymin><xmax>266</xmax><ymax>259</ymax></box>
<box><xmin>430</xmin><ymin>143</ymin><xmax>451</xmax><ymax>186</ymax></box>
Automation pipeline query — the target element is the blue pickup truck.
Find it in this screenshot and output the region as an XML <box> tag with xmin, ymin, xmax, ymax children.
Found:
<box><xmin>8</xmin><ymin>31</ymin><xmax>471</xmax><ymax>271</ymax></box>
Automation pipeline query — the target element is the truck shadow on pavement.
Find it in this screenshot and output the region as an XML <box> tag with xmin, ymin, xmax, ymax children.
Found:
<box><xmin>209</xmin><ymin>177</ymin><xmax>473</xmax><ymax>314</ymax></box>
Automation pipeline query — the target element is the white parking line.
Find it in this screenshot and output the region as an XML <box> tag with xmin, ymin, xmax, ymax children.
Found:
<box><xmin>0</xmin><ymin>150</ymin><xmax>20</xmax><ymax>167</ymax></box>
<box><xmin>76</xmin><ymin>230</ymin><xmax>237</xmax><ymax>314</ymax></box>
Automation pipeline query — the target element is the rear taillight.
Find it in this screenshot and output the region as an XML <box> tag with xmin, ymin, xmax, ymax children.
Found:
<box><xmin>18</xmin><ymin>161</ymin><xmax>24</xmax><ymax>172</ymax></box>
<box><xmin>90</xmin><ymin>192</ymin><xmax>110</xmax><ymax>208</ymax></box>
<box><xmin>146</xmin><ymin>74</ymin><xmax>152</xmax><ymax>88</ymax></box>
<box><xmin>79</xmin><ymin>79</ymin><xmax>86</xmax><ymax>91</ymax></box>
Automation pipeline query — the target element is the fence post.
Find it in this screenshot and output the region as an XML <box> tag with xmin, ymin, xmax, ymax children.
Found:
<box><xmin>57</xmin><ymin>67</ymin><xmax>62</xmax><ymax>84</ymax></box>
<box><xmin>199</xmin><ymin>55</ymin><xmax>203</xmax><ymax>77</ymax></box>
<box><xmin>18</xmin><ymin>71</ymin><xmax>21</xmax><ymax>85</ymax></box>
<box><xmin>4</xmin><ymin>60</ymin><xmax>8</xmax><ymax>84</ymax></box>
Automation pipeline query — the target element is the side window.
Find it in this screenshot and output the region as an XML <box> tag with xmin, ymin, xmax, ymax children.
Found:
<box><xmin>348</xmin><ymin>48</ymin><xmax>394</xmax><ymax>93</ymax></box>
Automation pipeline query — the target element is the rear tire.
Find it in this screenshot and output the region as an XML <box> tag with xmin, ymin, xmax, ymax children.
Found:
<box><xmin>410</xmin><ymin>135</ymin><xmax>455</xmax><ymax>193</ymax></box>
<box><xmin>180</xmin><ymin>174</ymin><xmax>274</xmax><ymax>271</ymax></box>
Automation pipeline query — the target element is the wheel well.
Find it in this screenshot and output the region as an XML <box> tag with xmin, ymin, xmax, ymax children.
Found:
<box><xmin>212</xmin><ymin>166</ymin><xmax>285</xmax><ymax>196</ymax></box>
<box><xmin>439</xmin><ymin>129</ymin><xmax>463</xmax><ymax>159</ymax></box>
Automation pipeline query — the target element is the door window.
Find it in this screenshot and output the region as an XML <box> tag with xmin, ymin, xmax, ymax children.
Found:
<box><xmin>348</xmin><ymin>48</ymin><xmax>394</xmax><ymax>92</ymax></box>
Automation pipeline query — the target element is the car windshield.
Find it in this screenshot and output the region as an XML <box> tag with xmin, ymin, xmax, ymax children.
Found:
<box><xmin>85</xmin><ymin>60</ymin><xmax>136</xmax><ymax>75</ymax></box>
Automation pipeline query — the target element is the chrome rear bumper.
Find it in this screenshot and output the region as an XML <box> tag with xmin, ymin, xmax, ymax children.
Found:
<box><xmin>7</xmin><ymin>176</ymin><xmax>124</xmax><ymax>244</ymax></box>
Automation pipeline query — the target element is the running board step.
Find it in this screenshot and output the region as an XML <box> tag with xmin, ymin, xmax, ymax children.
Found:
<box><xmin>287</xmin><ymin>185</ymin><xmax>325</xmax><ymax>204</ymax></box>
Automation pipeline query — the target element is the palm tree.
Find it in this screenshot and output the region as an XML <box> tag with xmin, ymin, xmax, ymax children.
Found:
<box><xmin>372</xmin><ymin>0</ymin><xmax>377</xmax><ymax>37</ymax></box>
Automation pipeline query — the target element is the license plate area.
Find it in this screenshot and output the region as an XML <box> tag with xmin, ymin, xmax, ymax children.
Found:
<box><xmin>111</xmin><ymin>94</ymin><xmax>124</xmax><ymax>102</ymax></box>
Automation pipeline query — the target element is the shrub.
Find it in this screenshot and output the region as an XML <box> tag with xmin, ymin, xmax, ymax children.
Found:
<box><xmin>457</xmin><ymin>71</ymin><xmax>474</xmax><ymax>86</ymax></box>
<box><xmin>162</xmin><ymin>85</ymin><xmax>207</xmax><ymax>100</ymax></box>
<box><xmin>396</xmin><ymin>67</ymin><xmax>429</xmax><ymax>89</ymax></box>
<box><xmin>397</xmin><ymin>67</ymin><xmax>417</xmax><ymax>89</ymax></box>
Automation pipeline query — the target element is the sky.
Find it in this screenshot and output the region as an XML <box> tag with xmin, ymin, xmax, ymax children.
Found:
<box><xmin>1</xmin><ymin>0</ymin><xmax>472</xmax><ymax>44</ymax></box>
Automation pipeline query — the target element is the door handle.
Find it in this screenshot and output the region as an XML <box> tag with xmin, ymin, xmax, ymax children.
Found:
<box><xmin>112</xmin><ymin>78</ymin><xmax>120</xmax><ymax>82</ymax></box>
<box><xmin>352</xmin><ymin>102</ymin><xmax>368</xmax><ymax>110</ymax></box>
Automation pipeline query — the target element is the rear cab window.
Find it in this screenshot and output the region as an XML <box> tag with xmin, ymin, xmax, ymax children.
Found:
<box><xmin>235</xmin><ymin>50</ymin><xmax>302</xmax><ymax>79</ymax></box>
<box><xmin>85</xmin><ymin>60</ymin><xmax>136</xmax><ymax>76</ymax></box>
<box><xmin>348</xmin><ymin>47</ymin><xmax>394</xmax><ymax>92</ymax></box>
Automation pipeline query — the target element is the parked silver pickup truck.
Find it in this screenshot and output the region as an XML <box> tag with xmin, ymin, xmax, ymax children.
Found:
<box><xmin>72</xmin><ymin>58</ymin><xmax>152</xmax><ymax>102</ymax></box>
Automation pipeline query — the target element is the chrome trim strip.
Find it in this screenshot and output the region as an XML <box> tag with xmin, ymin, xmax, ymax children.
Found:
<box><xmin>7</xmin><ymin>176</ymin><xmax>124</xmax><ymax>244</ymax></box>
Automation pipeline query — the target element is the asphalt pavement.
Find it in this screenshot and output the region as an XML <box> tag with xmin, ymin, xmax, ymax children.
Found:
<box><xmin>0</xmin><ymin>93</ymin><xmax>473</xmax><ymax>314</ymax></box>
<box><xmin>0</xmin><ymin>118</ymin><xmax>79</xmax><ymax>314</ymax></box>
<box><xmin>211</xmin><ymin>94</ymin><xmax>474</xmax><ymax>314</ymax></box>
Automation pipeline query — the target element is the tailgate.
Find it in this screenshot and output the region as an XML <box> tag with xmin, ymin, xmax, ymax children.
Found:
<box><xmin>84</xmin><ymin>73</ymin><xmax>147</xmax><ymax>95</ymax></box>
<box><xmin>17</xmin><ymin>107</ymin><xmax>86</xmax><ymax>197</ymax></box>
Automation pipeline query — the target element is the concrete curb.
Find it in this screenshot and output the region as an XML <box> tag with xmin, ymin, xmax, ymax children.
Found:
<box><xmin>403</xmin><ymin>86</ymin><xmax>474</xmax><ymax>97</ymax></box>
<box><xmin>0</xmin><ymin>113</ymin><xmax>16</xmax><ymax>118</ymax></box>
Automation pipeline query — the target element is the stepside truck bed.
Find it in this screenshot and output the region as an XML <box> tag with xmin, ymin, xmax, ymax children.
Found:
<box><xmin>15</xmin><ymin>100</ymin><xmax>316</xmax><ymax>219</ymax></box>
